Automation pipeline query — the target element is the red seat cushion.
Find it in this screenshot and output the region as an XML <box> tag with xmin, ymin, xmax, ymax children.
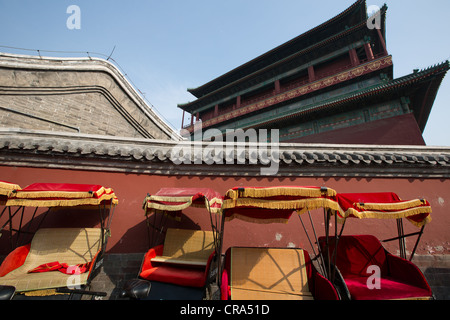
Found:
<box><xmin>0</xmin><ymin>244</ymin><xmax>31</xmax><ymax>277</ymax></box>
<box><xmin>140</xmin><ymin>264</ymin><xmax>207</xmax><ymax>288</ymax></box>
<box><xmin>331</xmin><ymin>235</ymin><xmax>389</xmax><ymax>277</ymax></box>
<box><xmin>139</xmin><ymin>244</ymin><xmax>210</xmax><ymax>288</ymax></box>
<box><xmin>320</xmin><ymin>235</ymin><xmax>433</xmax><ymax>300</ymax></box>
<box><xmin>345</xmin><ymin>276</ymin><xmax>432</xmax><ymax>300</ymax></box>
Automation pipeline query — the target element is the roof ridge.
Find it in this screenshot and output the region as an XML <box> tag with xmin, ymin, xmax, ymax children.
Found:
<box><xmin>187</xmin><ymin>0</ymin><xmax>368</xmax><ymax>97</ymax></box>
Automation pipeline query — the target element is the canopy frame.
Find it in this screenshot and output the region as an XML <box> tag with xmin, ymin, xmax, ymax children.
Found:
<box><xmin>219</xmin><ymin>186</ymin><xmax>340</xmax><ymax>286</ymax></box>
<box><xmin>331</xmin><ymin>192</ymin><xmax>431</xmax><ymax>262</ymax></box>
<box><xmin>1</xmin><ymin>184</ymin><xmax>117</xmax><ymax>254</ymax></box>
<box><xmin>0</xmin><ymin>206</ymin><xmax>51</xmax><ymax>250</ymax></box>
<box><xmin>0</xmin><ymin>182</ymin><xmax>118</xmax><ymax>299</ymax></box>
<box><xmin>142</xmin><ymin>188</ymin><xmax>224</xmax><ymax>285</ymax></box>
<box><xmin>380</xmin><ymin>220</ymin><xmax>425</xmax><ymax>261</ymax></box>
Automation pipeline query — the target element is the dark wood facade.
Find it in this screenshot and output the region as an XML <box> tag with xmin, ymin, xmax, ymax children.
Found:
<box><xmin>178</xmin><ymin>0</ymin><xmax>449</xmax><ymax>145</ymax></box>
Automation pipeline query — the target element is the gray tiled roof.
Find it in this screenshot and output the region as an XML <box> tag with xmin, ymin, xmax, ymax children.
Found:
<box><xmin>0</xmin><ymin>129</ymin><xmax>449</xmax><ymax>177</ymax></box>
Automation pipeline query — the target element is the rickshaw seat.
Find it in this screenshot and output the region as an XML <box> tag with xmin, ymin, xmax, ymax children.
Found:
<box><xmin>221</xmin><ymin>247</ymin><xmax>339</xmax><ymax>300</ymax></box>
<box><xmin>139</xmin><ymin>228</ymin><xmax>215</xmax><ymax>288</ymax></box>
<box><xmin>0</xmin><ymin>228</ymin><xmax>102</xmax><ymax>293</ymax></box>
<box><xmin>319</xmin><ymin>235</ymin><xmax>433</xmax><ymax>300</ymax></box>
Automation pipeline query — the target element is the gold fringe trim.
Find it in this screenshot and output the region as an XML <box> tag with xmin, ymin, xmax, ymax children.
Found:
<box><xmin>224</xmin><ymin>198</ymin><xmax>339</xmax><ymax>223</ymax></box>
<box><xmin>225</xmin><ymin>213</ymin><xmax>291</xmax><ymax>224</ymax></box>
<box><xmin>223</xmin><ymin>198</ymin><xmax>339</xmax><ymax>211</ymax></box>
<box><xmin>225</xmin><ymin>186</ymin><xmax>336</xmax><ymax>200</ymax></box>
<box><xmin>22</xmin><ymin>289</ymin><xmax>68</xmax><ymax>296</ymax></box>
<box><xmin>145</xmin><ymin>201</ymin><xmax>193</xmax><ymax>212</ymax></box>
<box><xmin>355</xmin><ymin>199</ymin><xmax>427</xmax><ymax>211</ymax></box>
<box><xmin>9</xmin><ymin>187</ymin><xmax>113</xmax><ymax>199</ymax></box>
<box><xmin>5</xmin><ymin>195</ymin><xmax>118</xmax><ymax>207</ymax></box>
<box><xmin>0</xmin><ymin>182</ymin><xmax>21</xmax><ymax>196</ymax></box>
<box><xmin>407</xmin><ymin>215</ymin><xmax>432</xmax><ymax>228</ymax></box>
<box><xmin>149</xmin><ymin>195</ymin><xmax>193</xmax><ymax>202</ymax></box>
<box><xmin>340</xmin><ymin>206</ymin><xmax>432</xmax><ymax>227</ymax></box>
<box><xmin>148</xmin><ymin>195</ymin><xmax>222</xmax><ymax>206</ymax></box>
<box><xmin>144</xmin><ymin>195</ymin><xmax>222</xmax><ymax>216</ymax></box>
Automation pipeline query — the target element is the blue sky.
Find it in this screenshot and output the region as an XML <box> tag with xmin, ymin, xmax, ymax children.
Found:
<box><xmin>1</xmin><ymin>1</ymin><xmax>449</xmax><ymax>146</ymax></box>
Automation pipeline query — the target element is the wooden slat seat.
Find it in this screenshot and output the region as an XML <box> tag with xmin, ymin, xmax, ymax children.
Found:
<box><xmin>140</xmin><ymin>228</ymin><xmax>216</xmax><ymax>287</ymax></box>
<box><xmin>0</xmin><ymin>228</ymin><xmax>101</xmax><ymax>293</ymax></box>
<box><xmin>151</xmin><ymin>228</ymin><xmax>215</xmax><ymax>266</ymax></box>
<box><xmin>229</xmin><ymin>247</ymin><xmax>313</xmax><ymax>300</ymax></box>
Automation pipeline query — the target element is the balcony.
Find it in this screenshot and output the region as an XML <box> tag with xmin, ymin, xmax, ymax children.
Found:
<box><xmin>182</xmin><ymin>53</ymin><xmax>390</xmax><ymax>131</ymax></box>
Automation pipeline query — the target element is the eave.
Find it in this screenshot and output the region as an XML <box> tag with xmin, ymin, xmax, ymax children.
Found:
<box><xmin>0</xmin><ymin>128</ymin><xmax>449</xmax><ymax>178</ymax></box>
<box><xmin>250</xmin><ymin>60</ymin><xmax>449</xmax><ymax>131</ymax></box>
<box><xmin>186</xmin><ymin>0</ymin><xmax>368</xmax><ymax>99</ymax></box>
<box><xmin>179</xmin><ymin>6</ymin><xmax>387</xmax><ymax>113</ymax></box>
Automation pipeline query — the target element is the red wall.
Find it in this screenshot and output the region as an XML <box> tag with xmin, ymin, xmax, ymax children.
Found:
<box><xmin>288</xmin><ymin>113</ymin><xmax>426</xmax><ymax>145</ymax></box>
<box><xmin>1</xmin><ymin>165</ymin><xmax>448</xmax><ymax>257</ymax></box>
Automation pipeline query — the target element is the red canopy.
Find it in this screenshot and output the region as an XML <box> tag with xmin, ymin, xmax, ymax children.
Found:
<box><xmin>222</xmin><ymin>186</ymin><xmax>339</xmax><ymax>223</ymax></box>
<box><xmin>0</xmin><ymin>180</ymin><xmax>21</xmax><ymax>197</ymax></box>
<box><xmin>5</xmin><ymin>183</ymin><xmax>118</xmax><ymax>207</ymax></box>
<box><xmin>143</xmin><ymin>188</ymin><xmax>223</xmax><ymax>216</ymax></box>
<box><xmin>336</xmin><ymin>192</ymin><xmax>431</xmax><ymax>227</ymax></box>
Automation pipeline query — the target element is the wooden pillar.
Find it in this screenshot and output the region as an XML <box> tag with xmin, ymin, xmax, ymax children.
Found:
<box><xmin>214</xmin><ymin>104</ymin><xmax>219</xmax><ymax>116</ymax></box>
<box><xmin>181</xmin><ymin>110</ymin><xmax>185</xmax><ymax>128</ymax></box>
<box><xmin>377</xmin><ymin>29</ymin><xmax>388</xmax><ymax>56</ymax></box>
<box><xmin>308</xmin><ymin>66</ymin><xmax>315</xmax><ymax>82</ymax></box>
<box><xmin>349</xmin><ymin>48</ymin><xmax>359</xmax><ymax>66</ymax></box>
<box><xmin>274</xmin><ymin>79</ymin><xmax>281</xmax><ymax>94</ymax></box>
<box><xmin>190</xmin><ymin>113</ymin><xmax>194</xmax><ymax>126</ymax></box>
<box><xmin>364</xmin><ymin>42</ymin><xmax>375</xmax><ymax>61</ymax></box>
<box><xmin>236</xmin><ymin>96</ymin><xmax>241</xmax><ymax>109</ymax></box>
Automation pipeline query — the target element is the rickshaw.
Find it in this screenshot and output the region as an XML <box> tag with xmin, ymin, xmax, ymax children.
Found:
<box><xmin>0</xmin><ymin>180</ymin><xmax>22</xmax><ymax>250</ymax></box>
<box><xmin>121</xmin><ymin>187</ymin><xmax>223</xmax><ymax>300</ymax></box>
<box><xmin>318</xmin><ymin>192</ymin><xmax>433</xmax><ymax>300</ymax></box>
<box><xmin>0</xmin><ymin>182</ymin><xmax>118</xmax><ymax>300</ymax></box>
<box><xmin>0</xmin><ymin>180</ymin><xmax>21</xmax><ymax>299</ymax></box>
<box><xmin>218</xmin><ymin>186</ymin><xmax>341</xmax><ymax>300</ymax></box>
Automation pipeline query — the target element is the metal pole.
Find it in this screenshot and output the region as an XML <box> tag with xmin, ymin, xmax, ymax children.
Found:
<box><xmin>331</xmin><ymin>209</ymin><xmax>339</xmax><ymax>283</ymax></box>
<box><xmin>298</xmin><ymin>212</ymin><xmax>326</xmax><ymax>276</ymax></box>
<box><xmin>217</xmin><ymin>211</ymin><xmax>226</xmax><ymax>286</ymax></box>
<box><xmin>410</xmin><ymin>226</ymin><xmax>425</xmax><ymax>261</ymax></box>
<box><xmin>98</xmin><ymin>203</ymin><xmax>105</xmax><ymax>254</ymax></box>
<box><xmin>324</xmin><ymin>208</ymin><xmax>331</xmax><ymax>280</ymax></box>
<box><xmin>15</xmin><ymin>206</ymin><xmax>25</xmax><ymax>248</ymax></box>
<box><xmin>396</xmin><ymin>219</ymin><xmax>406</xmax><ymax>259</ymax></box>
